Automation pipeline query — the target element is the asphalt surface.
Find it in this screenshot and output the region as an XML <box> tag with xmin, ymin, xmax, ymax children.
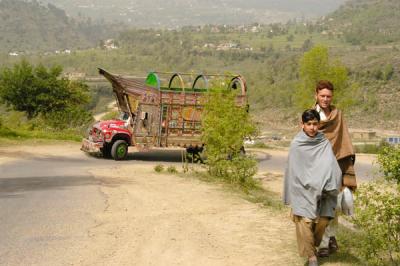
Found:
<box><xmin>0</xmin><ymin>146</ymin><xmax>376</xmax><ymax>265</ymax></box>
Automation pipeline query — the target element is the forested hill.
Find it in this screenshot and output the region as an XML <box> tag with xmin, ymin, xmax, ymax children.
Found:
<box><xmin>40</xmin><ymin>0</ymin><xmax>346</xmax><ymax>27</ymax></box>
<box><xmin>323</xmin><ymin>0</ymin><xmax>400</xmax><ymax>45</ymax></box>
<box><xmin>0</xmin><ymin>0</ymin><xmax>120</xmax><ymax>53</ymax></box>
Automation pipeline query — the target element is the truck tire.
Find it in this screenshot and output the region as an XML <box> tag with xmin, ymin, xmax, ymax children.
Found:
<box><xmin>101</xmin><ymin>143</ymin><xmax>112</xmax><ymax>158</ymax></box>
<box><xmin>111</xmin><ymin>140</ymin><xmax>128</xmax><ymax>160</ymax></box>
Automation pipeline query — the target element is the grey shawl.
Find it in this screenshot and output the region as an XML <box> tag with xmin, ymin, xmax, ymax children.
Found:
<box><xmin>283</xmin><ymin>131</ymin><xmax>342</xmax><ymax>219</ymax></box>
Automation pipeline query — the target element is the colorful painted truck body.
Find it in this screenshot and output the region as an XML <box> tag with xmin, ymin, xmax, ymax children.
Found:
<box><xmin>81</xmin><ymin>69</ymin><xmax>247</xmax><ymax>160</ymax></box>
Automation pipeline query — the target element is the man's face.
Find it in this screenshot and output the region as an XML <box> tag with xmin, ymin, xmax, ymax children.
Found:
<box><xmin>302</xmin><ymin>119</ymin><xmax>319</xmax><ymax>137</ymax></box>
<box><xmin>315</xmin><ymin>88</ymin><xmax>333</xmax><ymax>109</ymax></box>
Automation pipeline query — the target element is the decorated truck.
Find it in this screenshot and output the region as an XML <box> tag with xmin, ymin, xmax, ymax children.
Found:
<box><xmin>81</xmin><ymin>69</ymin><xmax>247</xmax><ymax>160</ymax></box>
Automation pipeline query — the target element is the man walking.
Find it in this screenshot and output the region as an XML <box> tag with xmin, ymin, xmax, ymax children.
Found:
<box><xmin>284</xmin><ymin>109</ymin><xmax>342</xmax><ymax>266</ymax></box>
<box><xmin>314</xmin><ymin>80</ymin><xmax>357</xmax><ymax>257</ymax></box>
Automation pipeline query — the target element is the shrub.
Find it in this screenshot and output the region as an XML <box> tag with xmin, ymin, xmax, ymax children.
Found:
<box><xmin>377</xmin><ymin>145</ymin><xmax>400</xmax><ymax>185</ymax></box>
<box><xmin>350</xmin><ymin>144</ymin><xmax>400</xmax><ymax>265</ymax></box>
<box><xmin>167</xmin><ymin>166</ymin><xmax>178</xmax><ymax>174</ymax></box>
<box><xmin>201</xmin><ymin>89</ymin><xmax>258</xmax><ymax>188</ymax></box>
<box><xmin>154</xmin><ymin>164</ymin><xmax>164</xmax><ymax>173</ymax></box>
<box><xmin>352</xmin><ymin>181</ymin><xmax>400</xmax><ymax>265</ymax></box>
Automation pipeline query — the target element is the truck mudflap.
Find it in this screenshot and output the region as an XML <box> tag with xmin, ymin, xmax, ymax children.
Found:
<box><xmin>81</xmin><ymin>138</ymin><xmax>103</xmax><ymax>153</ymax></box>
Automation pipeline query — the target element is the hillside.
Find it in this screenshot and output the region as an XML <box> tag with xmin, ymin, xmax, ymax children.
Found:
<box><xmin>0</xmin><ymin>0</ymin><xmax>399</xmax><ymax>132</ymax></box>
<box><xmin>0</xmin><ymin>0</ymin><xmax>121</xmax><ymax>53</ymax></box>
<box><xmin>40</xmin><ymin>0</ymin><xmax>346</xmax><ymax>27</ymax></box>
<box><xmin>322</xmin><ymin>0</ymin><xmax>400</xmax><ymax>45</ymax></box>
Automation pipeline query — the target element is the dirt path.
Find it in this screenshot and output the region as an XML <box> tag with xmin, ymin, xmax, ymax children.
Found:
<box><xmin>82</xmin><ymin>164</ymin><xmax>302</xmax><ymax>265</ymax></box>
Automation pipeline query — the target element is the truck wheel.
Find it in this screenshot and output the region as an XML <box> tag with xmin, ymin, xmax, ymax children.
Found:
<box><xmin>111</xmin><ymin>140</ymin><xmax>128</xmax><ymax>160</ymax></box>
<box><xmin>101</xmin><ymin>144</ymin><xmax>112</xmax><ymax>158</ymax></box>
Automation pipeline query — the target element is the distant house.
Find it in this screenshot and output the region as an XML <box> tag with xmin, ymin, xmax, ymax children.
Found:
<box><xmin>351</xmin><ymin>131</ymin><xmax>377</xmax><ymax>140</ymax></box>
<box><xmin>216</xmin><ymin>42</ymin><xmax>239</xmax><ymax>51</ymax></box>
<box><xmin>103</xmin><ymin>39</ymin><xmax>119</xmax><ymax>50</ymax></box>
<box><xmin>386</xmin><ymin>136</ymin><xmax>400</xmax><ymax>145</ymax></box>
<box><xmin>251</xmin><ymin>26</ymin><xmax>259</xmax><ymax>33</ymax></box>
<box><xmin>203</xmin><ymin>43</ymin><xmax>216</xmax><ymax>48</ymax></box>
<box><xmin>9</xmin><ymin>52</ymin><xmax>19</xmax><ymax>56</ymax></box>
<box><xmin>65</xmin><ymin>72</ymin><xmax>86</xmax><ymax>80</ymax></box>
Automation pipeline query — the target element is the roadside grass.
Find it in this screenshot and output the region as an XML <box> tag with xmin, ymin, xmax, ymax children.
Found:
<box><xmin>353</xmin><ymin>141</ymin><xmax>387</xmax><ymax>154</ymax></box>
<box><xmin>179</xmin><ymin>166</ymin><xmax>284</xmax><ymax>212</ymax></box>
<box><xmin>0</xmin><ymin>127</ymin><xmax>82</xmax><ymax>143</ymax></box>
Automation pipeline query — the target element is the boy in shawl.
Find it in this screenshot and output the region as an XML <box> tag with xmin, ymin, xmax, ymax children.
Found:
<box><xmin>314</xmin><ymin>80</ymin><xmax>357</xmax><ymax>257</ymax></box>
<box><xmin>283</xmin><ymin>109</ymin><xmax>342</xmax><ymax>266</ymax></box>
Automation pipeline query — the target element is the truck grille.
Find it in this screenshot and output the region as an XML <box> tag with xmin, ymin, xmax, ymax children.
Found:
<box><xmin>91</xmin><ymin>128</ymin><xmax>103</xmax><ymax>142</ymax></box>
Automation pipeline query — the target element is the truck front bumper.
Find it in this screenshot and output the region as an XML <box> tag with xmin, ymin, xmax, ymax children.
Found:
<box><xmin>81</xmin><ymin>138</ymin><xmax>103</xmax><ymax>153</ymax></box>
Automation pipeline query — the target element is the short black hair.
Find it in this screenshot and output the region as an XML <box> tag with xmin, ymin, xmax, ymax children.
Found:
<box><xmin>302</xmin><ymin>109</ymin><xmax>320</xmax><ymax>123</ymax></box>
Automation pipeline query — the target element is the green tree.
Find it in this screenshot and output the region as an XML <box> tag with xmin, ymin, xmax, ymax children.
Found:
<box><xmin>0</xmin><ymin>60</ymin><xmax>90</xmax><ymax>119</ymax></box>
<box><xmin>201</xmin><ymin>89</ymin><xmax>257</xmax><ymax>187</ymax></box>
<box><xmin>295</xmin><ymin>45</ymin><xmax>358</xmax><ymax>110</ymax></box>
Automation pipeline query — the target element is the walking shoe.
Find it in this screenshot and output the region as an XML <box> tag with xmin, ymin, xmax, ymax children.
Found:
<box><xmin>317</xmin><ymin>248</ymin><xmax>330</xmax><ymax>258</ymax></box>
<box><xmin>329</xmin><ymin>236</ymin><xmax>339</xmax><ymax>253</ymax></box>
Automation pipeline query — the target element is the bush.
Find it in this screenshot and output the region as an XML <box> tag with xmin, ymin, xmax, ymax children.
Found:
<box><xmin>352</xmin><ymin>181</ymin><xmax>400</xmax><ymax>265</ymax></box>
<box><xmin>201</xmin><ymin>89</ymin><xmax>258</xmax><ymax>188</ymax></box>
<box><xmin>208</xmin><ymin>156</ymin><xmax>258</xmax><ymax>188</ymax></box>
<box><xmin>42</xmin><ymin>107</ymin><xmax>93</xmax><ymax>130</ymax></box>
<box><xmin>167</xmin><ymin>166</ymin><xmax>178</xmax><ymax>174</ymax></box>
<box><xmin>350</xmin><ymin>144</ymin><xmax>400</xmax><ymax>265</ymax></box>
<box><xmin>154</xmin><ymin>164</ymin><xmax>164</xmax><ymax>173</ymax></box>
<box><xmin>377</xmin><ymin>145</ymin><xmax>400</xmax><ymax>185</ymax></box>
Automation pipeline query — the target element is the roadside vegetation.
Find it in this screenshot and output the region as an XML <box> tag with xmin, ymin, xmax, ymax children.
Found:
<box><xmin>335</xmin><ymin>144</ymin><xmax>400</xmax><ymax>266</ymax></box>
<box><xmin>201</xmin><ymin>86</ymin><xmax>258</xmax><ymax>189</ymax></box>
<box><xmin>0</xmin><ymin>60</ymin><xmax>93</xmax><ymax>141</ymax></box>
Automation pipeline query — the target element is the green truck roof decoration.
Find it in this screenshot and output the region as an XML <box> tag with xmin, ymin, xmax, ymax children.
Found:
<box><xmin>145</xmin><ymin>72</ymin><xmax>161</xmax><ymax>89</ymax></box>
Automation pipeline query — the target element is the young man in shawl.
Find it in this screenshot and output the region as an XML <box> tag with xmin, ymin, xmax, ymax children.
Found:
<box><xmin>314</xmin><ymin>80</ymin><xmax>357</xmax><ymax>257</ymax></box>
<box><xmin>283</xmin><ymin>109</ymin><xmax>342</xmax><ymax>266</ymax></box>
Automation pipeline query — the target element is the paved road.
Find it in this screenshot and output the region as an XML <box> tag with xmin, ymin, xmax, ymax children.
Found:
<box><xmin>0</xmin><ymin>144</ymin><xmax>376</xmax><ymax>265</ymax></box>
<box><xmin>255</xmin><ymin>149</ymin><xmax>377</xmax><ymax>182</ymax></box>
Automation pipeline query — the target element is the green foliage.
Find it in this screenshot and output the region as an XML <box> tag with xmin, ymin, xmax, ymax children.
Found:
<box><xmin>377</xmin><ymin>145</ymin><xmax>400</xmax><ymax>185</ymax></box>
<box><xmin>327</xmin><ymin>0</ymin><xmax>400</xmax><ymax>45</ymax></box>
<box><xmin>352</xmin><ymin>181</ymin><xmax>400</xmax><ymax>265</ymax></box>
<box><xmin>350</xmin><ymin>144</ymin><xmax>400</xmax><ymax>265</ymax></box>
<box><xmin>0</xmin><ymin>0</ymin><xmax>122</xmax><ymax>53</ymax></box>
<box><xmin>383</xmin><ymin>64</ymin><xmax>395</xmax><ymax>81</ymax></box>
<box><xmin>100</xmin><ymin>111</ymin><xmax>120</xmax><ymax>121</ymax></box>
<box><xmin>295</xmin><ymin>45</ymin><xmax>358</xmax><ymax>110</ymax></box>
<box><xmin>0</xmin><ymin>109</ymin><xmax>85</xmax><ymax>141</ymax></box>
<box><xmin>0</xmin><ymin>18</ymin><xmax>398</xmax><ymax>130</ymax></box>
<box><xmin>0</xmin><ymin>60</ymin><xmax>92</xmax><ymax>123</ymax></box>
<box><xmin>167</xmin><ymin>166</ymin><xmax>178</xmax><ymax>174</ymax></box>
<box><xmin>154</xmin><ymin>164</ymin><xmax>164</xmax><ymax>173</ymax></box>
<box><xmin>41</xmin><ymin>107</ymin><xmax>93</xmax><ymax>130</ymax></box>
<box><xmin>353</xmin><ymin>141</ymin><xmax>387</xmax><ymax>154</ymax></box>
<box><xmin>201</xmin><ymin>90</ymin><xmax>258</xmax><ymax>187</ymax></box>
